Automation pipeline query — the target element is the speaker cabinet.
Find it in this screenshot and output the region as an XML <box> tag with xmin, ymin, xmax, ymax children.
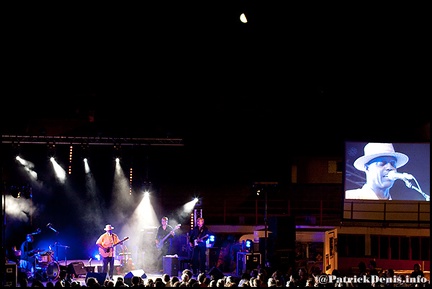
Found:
<box><xmin>124</xmin><ymin>269</ymin><xmax>147</xmax><ymax>286</ymax></box>
<box><xmin>85</xmin><ymin>272</ymin><xmax>109</xmax><ymax>285</ymax></box>
<box><xmin>4</xmin><ymin>263</ymin><xmax>17</xmax><ymax>287</ymax></box>
<box><xmin>207</xmin><ymin>247</ymin><xmax>219</xmax><ymax>269</ymax></box>
<box><xmin>68</xmin><ymin>261</ymin><xmax>87</xmax><ymax>277</ymax></box>
<box><xmin>163</xmin><ymin>256</ymin><xmax>179</xmax><ymax>276</ymax></box>
<box><xmin>272</xmin><ymin>249</ymin><xmax>295</xmax><ymax>273</ymax></box>
<box><xmin>236</xmin><ymin>252</ymin><xmax>261</xmax><ymax>275</ymax></box>
<box><xmin>268</xmin><ymin>216</ymin><xmax>295</xmax><ymax>250</ymax></box>
<box><xmin>208</xmin><ymin>266</ymin><xmax>224</xmax><ymax>280</ymax></box>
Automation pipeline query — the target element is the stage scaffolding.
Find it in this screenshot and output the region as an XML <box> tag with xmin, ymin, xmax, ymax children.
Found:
<box><xmin>1</xmin><ymin>135</ymin><xmax>184</xmax><ymax>147</ymax></box>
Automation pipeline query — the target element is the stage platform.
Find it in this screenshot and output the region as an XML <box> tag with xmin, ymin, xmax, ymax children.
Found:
<box><xmin>9</xmin><ymin>258</ymin><xmax>235</xmax><ymax>287</ymax></box>
<box><xmin>9</xmin><ymin>259</ymin><xmax>182</xmax><ymax>287</ymax></box>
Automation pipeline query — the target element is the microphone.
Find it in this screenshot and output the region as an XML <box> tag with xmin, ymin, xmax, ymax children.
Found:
<box><xmin>388</xmin><ymin>171</ymin><xmax>414</xmax><ymax>181</ymax></box>
<box><xmin>47</xmin><ymin>223</ymin><xmax>58</xmax><ymax>233</ymax></box>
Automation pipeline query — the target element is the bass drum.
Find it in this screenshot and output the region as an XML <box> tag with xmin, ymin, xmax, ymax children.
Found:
<box><xmin>36</xmin><ymin>252</ymin><xmax>53</xmax><ymax>267</ymax></box>
<box><xmin>46</xmin><ymin>262</ymin><xmax>60</xmax><ymax>280</ymax></box>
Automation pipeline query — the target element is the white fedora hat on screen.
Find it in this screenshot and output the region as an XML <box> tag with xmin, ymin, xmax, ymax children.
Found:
<box><xmin>353</xmin><ymin>143</ymin><xmax>409</xmax><ymax>172</ymax></box>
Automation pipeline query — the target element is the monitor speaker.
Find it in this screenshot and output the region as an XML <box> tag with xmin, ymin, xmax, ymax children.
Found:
<box><xmin>208</xmin><ymin>267</ymin><xmax>224</xmax><ymax>280</ymax></box>
<box><xmin>124</xmin><ymin>269</ymin><xmax>147</xmax><ymax>286</ymax></box>
<box><xmin>85</xmin><ymin>272</ymin><xmax>109</xmax><ymax>285</ymax></box>
<box><xmin>163</xmin><ymin>256</ymin><xmax>179</xmax><ymax>276</ymax></box>
<box><xmin>68</xmin><ymin>261</ymin><xmax>87</xmax><ymax>277</ymax></box>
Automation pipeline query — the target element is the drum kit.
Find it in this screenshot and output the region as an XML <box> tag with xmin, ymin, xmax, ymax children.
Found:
<box><xmin>16</xmin><ymin>249</ymin><xmax>58</xmax><ymax>281</ymax></box>
<box><xmin>33</xmin><ymin>242</ymin><xmax>71</xmax><ymax>281</ymax></box>
<box><xmin>34</xmin><ymin>249</ymin><xmax>60</xmax><ymax>281</ymax></box>
<box><xmin>14</xmin><ymin>226</ymin><xmax>71</xmax><ymax>282</ymax></box>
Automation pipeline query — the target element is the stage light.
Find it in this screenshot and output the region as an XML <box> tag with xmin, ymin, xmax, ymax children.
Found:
<box><xmin>209</xmin><ymin>235</ymin><xmax>215</xmax><ymax>242</ymax></box>
<box><xmin>194</xmin><ymin>197</ymin><xmax>202</xmax><ymax>207</ymax></box>
<box><xmin>113</xmin><ymin>144</ymin><xmax>122</xmax><ymax>161</ymax></box>
<box><xmin>244</xmin><ymin>239</ymin><xmax>253</xmax><ymax>252</ymax></box>
<box><xmin>206</xmin><ymin>234</ymin><xmax>216</xmax><ymax>248</ymax></box>
<box><xmin>143</xmin><ymin>181</ymin><xmax>151</xmax><ymax>190</ymax></box>
<box><xmin>48</xmin><ymin>143</ymin><xmax>56</xmax><ymax>158</ymax></box>
<box><xmin>68</xmin><ymin>145</ymin><xmax>73</xmax><ymax>175</ymax></box>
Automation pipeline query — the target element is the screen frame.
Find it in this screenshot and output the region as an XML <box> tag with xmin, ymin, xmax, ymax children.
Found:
<box><xmin>343</xmin><ymin>141</ymin><xmax>430</xmax><ymax>222</ymax></box>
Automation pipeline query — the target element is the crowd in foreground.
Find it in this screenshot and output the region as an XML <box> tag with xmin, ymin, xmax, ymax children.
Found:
<box><xmin>9</xmin><ymin>262</ymin><xmax>430</xmax><ymax>287</ymax></box>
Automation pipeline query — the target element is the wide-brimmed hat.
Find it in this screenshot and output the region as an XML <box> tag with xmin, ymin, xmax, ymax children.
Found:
<box><xmin>353</xmin><ymin>143</ymin><xmax>409</xmax><ymax>172</ymax></box>
<box><xmin>104</xmin><ymin>224</ymin><xmax>114</xmax><ymax>231</ymax></box>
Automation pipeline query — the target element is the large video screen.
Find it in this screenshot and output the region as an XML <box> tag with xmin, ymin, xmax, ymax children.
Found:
<box><xmin>344</xmin><ymin>141</ymin><xmax>430</xmax><ymax>201</ymax></box>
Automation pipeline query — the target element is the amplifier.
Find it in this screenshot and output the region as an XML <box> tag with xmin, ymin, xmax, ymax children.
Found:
<box><xmin>163</xmin><ymin>256</ymin><xmax>179</xmax><ymax>276</ymax></box>
<box><xmin>4</xmin><ymin>263</ymin><xmax>17</xmax><ymax>287</ymax></box>
<box><xmin>236</xmin><ymin>252</ymin><xmax>261</xmax><ymax>275</ymax></box>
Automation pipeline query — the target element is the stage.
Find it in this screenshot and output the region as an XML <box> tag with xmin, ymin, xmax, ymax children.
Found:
<box><xmin>6</xmin><ymin>254</ymin><xmax>241</xmax><ymax>287</ymax></box>
<box><xmin>7</xmin><ymin>259</ymin><xmax>178</xmax><ymax>287</ymax></box>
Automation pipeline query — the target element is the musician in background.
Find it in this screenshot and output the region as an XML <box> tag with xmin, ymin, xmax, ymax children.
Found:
<box><xmin>19</xmin><ymin>233</ymin><xmax>37</xmax><ymax>279</ymax></box>
<box><xmin>155</xmin><ymin>216</ymin><xmax>176</xmax><ymax>272</ymax></box>
<box><xmin>96</xmin><ymin>224</ymin><xmax>124</xmax><ymax>280</ymax></box>
<box><xmin>189</xmin><ymin>217</ymin><xmax>209</xmax><ymax>275</ymax></box>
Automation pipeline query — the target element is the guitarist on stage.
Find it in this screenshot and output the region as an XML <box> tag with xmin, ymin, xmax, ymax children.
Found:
<box><xmin>19</xmin><ymin>231</ymin><xmax>40</xmax><ymax>280</ymax></box>
<box><xmin>96</xmin><ymin>224</ymin><xmax>124</xmax><ymax>280</ymax></box>
<box><xmin>188</xmin><ymin>217</ymin><xmax>209</xmax><ymax>276</ymax></box>
<box><xmin>155</xmin><ymin>216</ymin><xmax>176</xmax><ymax>272</ymax></box>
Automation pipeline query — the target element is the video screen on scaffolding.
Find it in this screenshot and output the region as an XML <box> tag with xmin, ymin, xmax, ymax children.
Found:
<box><xmin>344</xmin><ymin>141</ymin><xmax>430</xmax><ymax>201</ymax></box>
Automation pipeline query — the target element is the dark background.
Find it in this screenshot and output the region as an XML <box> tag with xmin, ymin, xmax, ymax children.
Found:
<box><xmin>2</xmin><ymin>3</ymin><xmax>430</xmax><ymax>261</ymax></box>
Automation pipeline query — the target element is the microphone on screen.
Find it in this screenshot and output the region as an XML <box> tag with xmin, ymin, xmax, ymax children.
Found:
<box><xmin>388</xmin><ymin>171</ymin><xmax>413</xmax><ymax>188</ymax></box>
<box><xmin>388</xmin><ymin>171</ymin><xmax>414</xmax><ymax>181</ymax></box>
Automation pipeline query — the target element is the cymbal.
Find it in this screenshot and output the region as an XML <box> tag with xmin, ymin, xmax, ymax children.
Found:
<box><xmin>119</xmin><ymin>252</ymin><xmax>132</xmax><ymax>255</ymax></box>
<box><xmin>57</xmin><ymin>244</ymin><xmax>70</xmax><ymax>248</ymax></box>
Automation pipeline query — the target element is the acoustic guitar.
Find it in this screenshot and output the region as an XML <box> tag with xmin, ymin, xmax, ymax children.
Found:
<box><xmin>156</xmin><ymin>224</ymin><xmax>181</xmax><ymax>250</ymax></box>
<box><xmin>99</xmin><ymin>236</ymin><xmax>129</xmax><ymax>258</ymax></box>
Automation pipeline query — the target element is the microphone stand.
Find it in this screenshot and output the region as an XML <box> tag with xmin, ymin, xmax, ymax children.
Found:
<box><xmin>404</xmin><ymin>176</ymin><xmax>430</xmax><ymax>201</ymax></box>
<box><xmin>63</xmin><ymin>245</ymin><xmax>69</xmax><ymax>266</ymax></box>
<box><xmin>48</xmin><ymin>224</ymin><xmax>60</xmax><ymax>263</ymax></box>
<box><xmin>54</xmin><ymin>243</ymin><xmax>70</xmax><ymax>266</ymax></box>
<box><xmin>55</xmin><ymin>242</ymin><xmax>59</xmax><ymax>263</ymax></box>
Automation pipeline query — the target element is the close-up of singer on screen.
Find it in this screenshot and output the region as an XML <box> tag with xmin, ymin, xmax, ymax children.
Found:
<box><xmin>345</xmin><ymin>142</ymin><xmax>430</xmax><ymax>201</ymax></box>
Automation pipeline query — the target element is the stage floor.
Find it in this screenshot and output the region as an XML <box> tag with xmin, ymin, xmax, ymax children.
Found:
<box><xmin>14</xmin><ymin>259</ymin><xmax>182</xmax><ymax>287</ymax></box>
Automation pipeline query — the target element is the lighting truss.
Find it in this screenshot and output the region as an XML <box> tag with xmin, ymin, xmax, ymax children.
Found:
<box><xmin>1</xmin><ymin>135</ymin><xmax>184</xmax><ymax>147</ymax></box>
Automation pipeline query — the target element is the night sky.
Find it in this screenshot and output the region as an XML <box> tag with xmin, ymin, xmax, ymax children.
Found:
<box><xmin>4</xmin><ymin>3</ymin><xmax>429</xmax><ymax>142</ymax></box>
<box><xmin>2</xmin><ymin>3</ymin><xmax>430</xmax><ymax>261</ymax></box>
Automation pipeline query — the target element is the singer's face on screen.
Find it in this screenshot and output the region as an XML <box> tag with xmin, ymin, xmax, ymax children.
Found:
<box><xmin>365</xmin><ymin>156</ymin><xmax>398</xmax><ymax>189</ymax></box>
